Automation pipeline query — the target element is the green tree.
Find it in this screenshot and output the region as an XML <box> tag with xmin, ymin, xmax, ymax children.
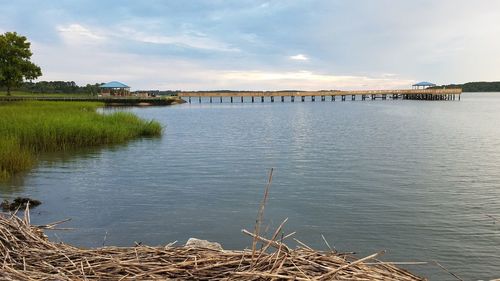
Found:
<box><xmin>0</xmin><ymin>32</ymin><xmax>42</xmax><ymax>95</ymax></box>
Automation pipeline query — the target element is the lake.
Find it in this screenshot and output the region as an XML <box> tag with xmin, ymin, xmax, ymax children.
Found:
<box><xmin>2</xmin><ymin>93</ymin><xmax>500</xmax><ymax>280</ymax></box>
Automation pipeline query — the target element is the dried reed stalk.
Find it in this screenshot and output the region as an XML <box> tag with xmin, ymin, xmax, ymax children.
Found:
<box><xmin>0</xmin><ymin>208</ymin><xmax>427</xmax><ymax>281</ymax></box>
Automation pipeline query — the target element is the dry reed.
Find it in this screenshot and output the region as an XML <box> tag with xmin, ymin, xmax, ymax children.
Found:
<box><xmin>0</xmin><ymin>207</ymin><xmax>427</xmax><ymax>281</ymax></box>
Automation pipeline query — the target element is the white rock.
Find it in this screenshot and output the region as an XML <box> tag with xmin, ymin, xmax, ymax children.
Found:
<box><xmin>185</xmin><ymin>238</ymin><xmax>223</xmax><ymax>251</ymax></box>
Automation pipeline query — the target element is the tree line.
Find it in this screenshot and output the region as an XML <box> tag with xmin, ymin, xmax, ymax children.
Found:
<box><xmin>16</xmin><ymin>81</ymin><xmax>103</xmax><ymax>95</ymax></box>
<box><xmin>431</xmin><ymin>82</ymin><xmax>500</xmax><ymax>92</ymax></box>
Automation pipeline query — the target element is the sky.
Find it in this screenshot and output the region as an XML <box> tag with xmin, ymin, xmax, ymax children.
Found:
<box><xmin>1</xmin><ymin>0</ymin><xmax>500</xmax><ymax>91</ymax></box>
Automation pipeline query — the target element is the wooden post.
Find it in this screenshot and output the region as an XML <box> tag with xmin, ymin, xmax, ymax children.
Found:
<box><xmin>301</xmin><ymin>96</ymin><xmax>305</xmax><ymax>102</ymax></box>
<box><xmin>210</xmin><ymin>97</ymin><xmax>212</xmax><ymax>103</ymax></box>
<box><xmin>261</xmin><ymin>96</ymin><xmax>264</xmax><ymax>102</ymax></box>
<box><xmin>281</xmin><ymin>96</ymin><xmax>284</xmax><ymax>102</ymax></box>
<box><xmin>220</xmin><ymin>97</ymin><xmax>223</xmax><ymax>103</ymax></box>
<box><xmin>252</xmin><ymin>96</ymin><xmax>254</xmax><ymax>103</ymax></box>
<box><xmin>331</xmin><ymin>95</ymin><xmax>335</xmax><ymax>101</ymax></box>
<box><xmin>312</xmin><ymin>96</ymin><xmax>315</xmax><ymax>102</ymax></box>
<box><xmin>199</xmin><ymin>96</ymin><xmax>201</xmax><ymax>103</ymax></box>
<box><xmin>241</xmin><ymin>96</ymin><xmax>244</xmax><ymax>103</ymax></box>
<box><xmin>230</xmin><ymin>96</ymin><xmax>233</xmax><ymax>103</ymax></box>
<box><xmin>271</xmin><ymin>96</ymin><xmax>274</xmax><ymax>102</ymax></box>
<box><xmin>189</xmin><ymin>97</ymin><xmax>191</xmax><ymax>103</ymax></box>
<box><xmin>291</xmin><ymin>96</ymin><xmax>295</xmax><ymax>102</ymax></box>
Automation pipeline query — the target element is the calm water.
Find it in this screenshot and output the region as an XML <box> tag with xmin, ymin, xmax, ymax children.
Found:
<box><xmin>2</xmin><ymin>93</ymin><xmax>500</xmax><ymax>280</ymax></box>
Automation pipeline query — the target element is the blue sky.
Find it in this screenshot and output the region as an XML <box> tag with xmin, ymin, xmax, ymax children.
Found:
<box><xmin>1</xmin><ymin>0</ymin><xmax>499</xmax><ymax>90</ymax></box>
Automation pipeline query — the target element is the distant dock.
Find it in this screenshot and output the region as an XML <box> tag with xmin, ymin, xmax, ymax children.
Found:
<box><xmin>178</xmin><ymin>88</ymin><xmax>462</xmax><ymax>103</ymax></box>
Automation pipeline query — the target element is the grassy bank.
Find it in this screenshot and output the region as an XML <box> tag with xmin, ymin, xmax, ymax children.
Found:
<box><xmin>0</xmin><ymin>101</ymin><xmax>162</xmax><ymax>180</ymax></box>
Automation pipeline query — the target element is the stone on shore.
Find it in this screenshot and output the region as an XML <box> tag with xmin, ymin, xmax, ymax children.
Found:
<box><xmin>185</xmin><ymin>238</ymin><xmax>223</xmax><ymax>251</ymax></box>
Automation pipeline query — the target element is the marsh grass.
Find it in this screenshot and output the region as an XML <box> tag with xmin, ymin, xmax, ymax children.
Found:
<box><xmin>0</xmin><ymin>101</ymin><xmax>162</xmax><ymax>180</ymax></box>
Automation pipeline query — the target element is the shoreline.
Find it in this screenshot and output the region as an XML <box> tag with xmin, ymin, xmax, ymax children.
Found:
<box><xmin>0</xmin><ymin>95</ymin><xmax>185</xmax><ymax>106</ymax></box>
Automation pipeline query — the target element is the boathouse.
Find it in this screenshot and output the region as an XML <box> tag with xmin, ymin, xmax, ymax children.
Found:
<box><xmin>99</xmin><ymin>81</ymin><xmax>131</xmax><ymax>96</ymax></box>
<box><xmin>412</xmin><ymin>81</ymin><xmax>436</xmax><ymax>89</ymax></box>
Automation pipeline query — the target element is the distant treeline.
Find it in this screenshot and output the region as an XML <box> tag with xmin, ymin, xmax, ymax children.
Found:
<box><xmin>1</xmin><ymin>81</ymin><xmax>104</xmax><ymax>95</ymax></box>
<box><xmin>432</xmin><ymin>81</ymin><xmax>500</xmax><ymax>92</ymax></box>
<box><xmin>135</xmin><ymin>90</ymin><xmax>179</xmax><ymax>96</ymax></box>
<box><xmin>1</xmin><ymin>81</ymin><xmax>181</xmax><ymax>95</ymax></box>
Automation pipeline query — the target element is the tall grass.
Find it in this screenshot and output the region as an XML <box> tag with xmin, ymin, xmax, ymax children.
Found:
<box><xmin>0</xmin><ymin>101</ymin><xmax>162</xmax><ymax>180</ymax></box>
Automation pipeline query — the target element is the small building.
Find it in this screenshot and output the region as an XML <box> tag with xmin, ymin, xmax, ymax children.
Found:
<box><xmin>99</xmin><ymin>81</ymin><xmax>131</xmax><ymax>96</ymax></box>
<box><xmin>412</xmin><ymin>81</ymin><xmax>436</xmax><ymax>89</ymax></box>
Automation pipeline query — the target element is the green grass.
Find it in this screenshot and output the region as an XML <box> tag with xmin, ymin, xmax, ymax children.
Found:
<box><xmin>0</xmin><ymin>101</ymin><xmax>162</xmax><ymax>180</ymax></box>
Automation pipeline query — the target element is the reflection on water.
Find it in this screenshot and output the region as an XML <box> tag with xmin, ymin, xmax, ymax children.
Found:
<box><xmin>0</xmin><ymin>142</ymin><xmax>133</xmax><ymax>196</ymax></box>
<box><xmin>1</xmin><ymin>93</ymin><xmax>500</xmax><ymax>280</ymax></box>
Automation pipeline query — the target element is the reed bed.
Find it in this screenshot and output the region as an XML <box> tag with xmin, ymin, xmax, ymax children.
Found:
<box><xmin>0</xmin><ymin>101</ymin><xmax>162</xmax><ymax>180</ymax></box>
<box><xmin>0</xmin><ymin>209</ymin><xmax>426</xmax><ymax>281</ymax></box>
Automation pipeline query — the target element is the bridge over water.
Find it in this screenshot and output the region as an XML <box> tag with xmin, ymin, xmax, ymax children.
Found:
<box><xmin>178</xmin><ymin>89</ymin><xmax>462</xmax><ymax>103</ymax></box>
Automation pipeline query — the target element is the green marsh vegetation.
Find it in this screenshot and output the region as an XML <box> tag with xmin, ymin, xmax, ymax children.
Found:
<box><xmin>0</xmin><ymin>101</ymin><xmax>162</xmax><ymax>180</ymax></box>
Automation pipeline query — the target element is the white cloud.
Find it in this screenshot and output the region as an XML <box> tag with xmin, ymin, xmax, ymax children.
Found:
<box><xmin>56</xmin><ymin>24</ymin><xmax>106</xmax><ymax>47</ymax></box>
<box><xmin>289</xmin><ymin>54</ymin><xmax>309</xmax><ymax>61</ymax></box>
<box><xmin>220</xmin><ymin>70</ymin><xmax>413</xmax><ymax>90</ymax></box>
<box><xmin>124</xmin><ymin>30</ymin><xmax>240</xmax><ymax>52</ymax></box>
<box><xmin>32</xmin><ymin>36</ymin><xmax>414</xmax><ymax>91</ymax></box>
<box><xmin>56</xmin><ymin>23</ymin><xmax>238</xmax><ymax>52</ymax></box>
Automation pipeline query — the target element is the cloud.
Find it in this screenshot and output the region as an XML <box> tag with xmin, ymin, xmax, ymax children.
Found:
<box><xmin>32</xmin><ymin>36</ymin><xmax>413</xmax><ymax>91</ymax></box>
<box><xmin>220</xmin><ymin>70</ymin><xmax>413</xmax><ymax>90</ymax></box>
<box><xmin>9</xmin><ymin>1</ymin><xmax>500</xmax><ymax>88</ymax></box>
<box><xmin>289</xmin><ymin>54</ymin><xmax>309</xmax><ymax>61</ymax></box>
<box><xmin>120</xmin><ymin>29</ymin><xmax>240</xmax><ymax>52</ymax></box>
<box><xmin>55</xmin><ymin>22</ymin><xmax>239</xmax><ymax>53</ymax></box>
<box><xmin>57</xmin><ymin>24</ymin><xmax>105</xmax><ymax>45</ymax></box>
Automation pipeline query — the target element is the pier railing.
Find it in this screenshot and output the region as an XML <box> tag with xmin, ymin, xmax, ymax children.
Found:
<box><xmin>178</xmin><ymin>88</ymin><xmax>462</xmax><ymax>103</ymax></box>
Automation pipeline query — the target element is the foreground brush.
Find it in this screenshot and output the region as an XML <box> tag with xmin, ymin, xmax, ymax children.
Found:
<box><xmin>0</xmin><ymin>208</ymin><xmax>427</xmax><ymax>281</ymax></box>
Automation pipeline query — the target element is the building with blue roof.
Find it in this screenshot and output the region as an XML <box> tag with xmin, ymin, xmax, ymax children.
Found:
<box><xmin>99</xmin><ymin>81</ymin><xmax>131</xmax><ymax>96</ymax></box>
<box><xmin>412</xmin><ymin>81</ymin><xmax>436</xmax><ymax>89</ymax></box>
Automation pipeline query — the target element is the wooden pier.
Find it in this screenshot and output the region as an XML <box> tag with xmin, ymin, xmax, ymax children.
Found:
<box><xmin>178</xmin><ymin>88</ymin><xmax>462</xmax><ymax>103</ymax></box>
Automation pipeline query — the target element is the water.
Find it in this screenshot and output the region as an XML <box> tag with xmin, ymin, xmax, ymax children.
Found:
<box><xmin>2</xmin><ymin>93</ymin><xmax>500</xmax><ymax>280</ymax></box>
